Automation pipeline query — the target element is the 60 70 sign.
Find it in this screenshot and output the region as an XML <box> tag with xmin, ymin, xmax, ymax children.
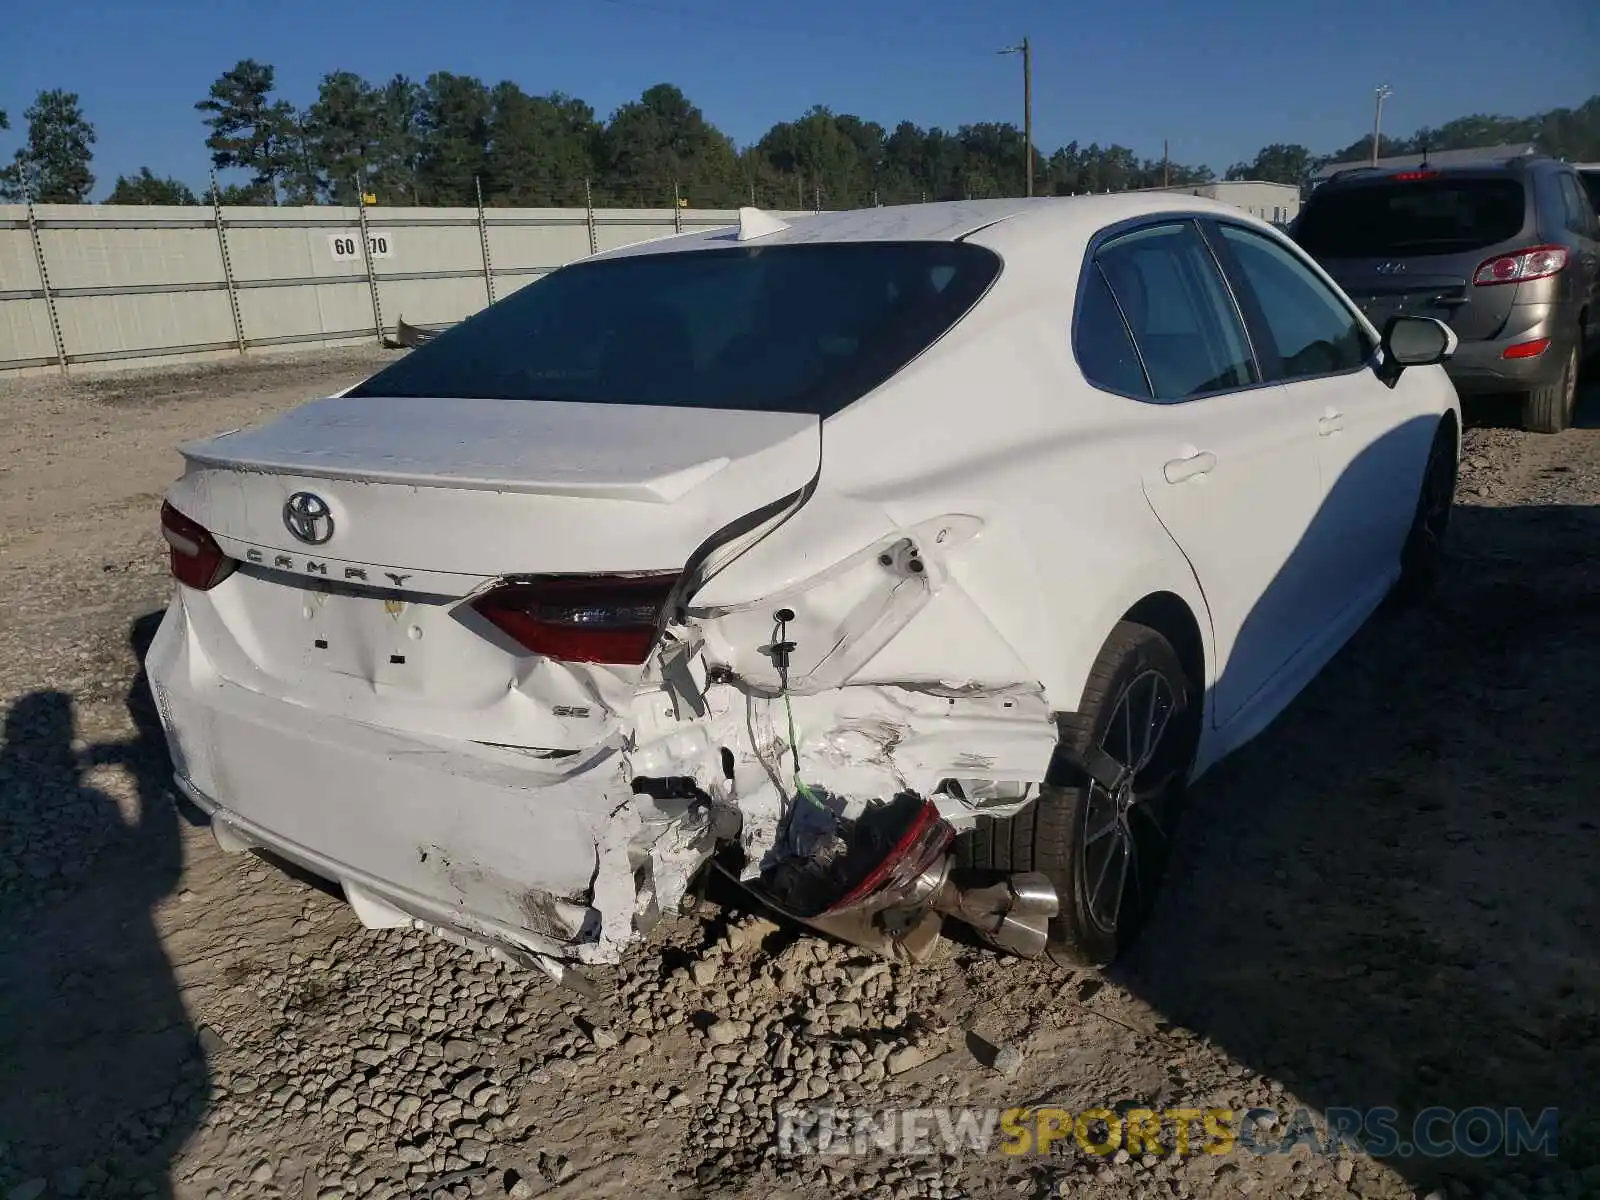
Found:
<box><xmin>328</xmin><ymin>233</ymin><xmax>394</xmax><ymax>260</ymax></box>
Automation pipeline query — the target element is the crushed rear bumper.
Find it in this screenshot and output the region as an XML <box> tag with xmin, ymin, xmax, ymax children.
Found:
<box><xmin>148</xmin><ymin>564</ymin><xmax>1060</xmax><ymax>969</ymax></box>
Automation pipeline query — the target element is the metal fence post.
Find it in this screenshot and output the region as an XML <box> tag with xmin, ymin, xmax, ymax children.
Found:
<box><xmin>354</xmin><ymin>179</ymin><xmax>385</xmax><ymax>345</ymax></box>
<box><xmin>673</xmin><ymin>180</ymin><xmax>683</xmax><ymax>234</ymax></box>
<box><xmin>585</xmin><ymin>178</ymin><xmax>598</xmax><ymax>256</ymax></box>
<box><xmin>210</xmin><ymin>169</ymin><xmax>247</xmax><ymax>357</ymax></box>
<box><xmin>474</xmin><ymin>176</ymin><xmax>496</xmax><ymax>306</ymax></box>
<box><xmin>22</xmin><ymin>182</ymin><xmax>69</xmax><ymax>375</ymax></box>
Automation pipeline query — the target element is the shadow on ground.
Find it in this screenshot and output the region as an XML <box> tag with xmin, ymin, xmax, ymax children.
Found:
<box><xmin>1120</xmin><ymin>487</ymin><xmax>1600</xmax><ymax>1193</ymax></box>
<box><xmin>0</xmin><ymin>611</ymin><xmax>204</xmax><ymax>1199</ymax></box>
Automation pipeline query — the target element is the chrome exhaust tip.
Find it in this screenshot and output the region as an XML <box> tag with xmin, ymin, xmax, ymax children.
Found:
<box><xmin>932</xmin><ymin>869</ymin><xmax>1059</xmax><ymax>958</ymax></box>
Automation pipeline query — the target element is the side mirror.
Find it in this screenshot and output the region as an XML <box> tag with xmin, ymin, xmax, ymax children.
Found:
<box><xmin>1376</xmin><ymin>315</ymin><xmax>1457</xmax><ymax>388</ymax></box>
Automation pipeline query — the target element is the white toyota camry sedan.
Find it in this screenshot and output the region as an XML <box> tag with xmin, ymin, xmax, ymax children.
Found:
<box><xmin>149</xmin><ymin>195</ymin><xmax>1461</xmax><ymax>982</ymax></box>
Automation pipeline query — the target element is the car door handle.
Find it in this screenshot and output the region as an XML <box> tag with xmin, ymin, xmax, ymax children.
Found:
<box><xmin>1318</xmin><ymin>412</ymin><xmax>1345</xmax><ymax>437</ymax></box>
<box><xmin>1163</xmin><ymin>450</ymin><xmax>1216</xmax><ymax>483</ymax></box>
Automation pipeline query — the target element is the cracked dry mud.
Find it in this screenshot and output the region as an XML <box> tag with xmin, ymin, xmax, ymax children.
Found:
<box><xmin>1</xmin><ymin>351</ymin><xmax>1597</xmax><ymax>1200</ymax></box>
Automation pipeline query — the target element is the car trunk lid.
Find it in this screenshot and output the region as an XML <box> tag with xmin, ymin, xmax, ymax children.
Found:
<box><xmin>176</xmin><ymin>392</ymin><xmax>819</xmax><ymax>574</ymax></box>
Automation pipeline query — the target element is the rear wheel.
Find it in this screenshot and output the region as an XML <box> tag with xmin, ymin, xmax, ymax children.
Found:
<box><xmin>1520</xmin><ymin>335</ymin><xmax>1579</xmax><ymax>434</ymax></box>
<box><xmin>956</xmin><ymin>621</ymin><xmax>1197</xmax><ymax>966</ymax></box>
<box><xmin>1394</xmin><ymin>420</ymin><xmax>1458</xmax><ymax>603</ymax></box>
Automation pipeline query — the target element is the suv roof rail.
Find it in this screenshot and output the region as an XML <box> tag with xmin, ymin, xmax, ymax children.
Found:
<box><xmin>1313</xmin><ymin>142</ymin><xmax>1544</xmax><ymax>183</ymax></box>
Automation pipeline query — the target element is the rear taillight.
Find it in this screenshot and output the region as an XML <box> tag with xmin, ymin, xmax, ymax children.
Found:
<box><xmin>160</xmin><ymin>501</ymin><xmax>236</xmax><ymax>591</ymax></box>
<box><xmin>825</xmin><ymin>797</ymin><xmax>954</xmax><ymax>914</ymax></box>
<box><xmin>471</xmin><ymin>573</ymin><xmax>679</xmax><ymax>664</ymax></box>
<box><xmin>1472</xmin><ymin>244</ymin><xmax>1568</xmax><ymax>286</ymax></box>
<box><xmin>1393</xmin><ymin>170</ymin><xmax>1439</xmax><ymax>181</ymax></box>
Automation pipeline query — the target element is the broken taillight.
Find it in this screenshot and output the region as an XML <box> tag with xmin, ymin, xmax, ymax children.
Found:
<box><xmin>160</xmin><ymin>501</ymin><xmax>237</xmax><ymax>591</ymax></box>
<box><xmin>471</xmin><ymin>573</ymin><xmax>680</xmax><ymax>664</ymax></box>
<box><xmin>826</xmin><ymin>797</ymin><xmax>954</xmax><ymax>914</ymax></box>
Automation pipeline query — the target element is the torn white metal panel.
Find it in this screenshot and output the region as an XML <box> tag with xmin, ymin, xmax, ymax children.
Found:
<box><xmin>576</xmin><ymin>788</ymin><xmax>720</xmax><ymax>965</ymax></box>
<box><xmin>716</xmin><ymin>682</ymin><xmax>1056</xmax><ymax>875</ymax></box>
<box><xmin>691</xmin><ymin>513</ymin><xmax>1047</xmax><ymax>695</ymax></box>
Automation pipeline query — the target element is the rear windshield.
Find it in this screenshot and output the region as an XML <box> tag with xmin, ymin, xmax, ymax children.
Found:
<box><xmin>348</xmin><ymin>242</ymin><xmax>999</xmax><ymax>416</ymax></box>
<box><xmin>1295</xmin><ymin>177</ymin><xmax>1526</xmax><ymax>259</ymax></box>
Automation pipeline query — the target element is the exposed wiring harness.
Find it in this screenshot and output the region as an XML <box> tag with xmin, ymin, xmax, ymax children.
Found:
<box><xmin>772</xmin><ymin>609</ymin><xmax>828</xmax><ymax>815</ymax></box>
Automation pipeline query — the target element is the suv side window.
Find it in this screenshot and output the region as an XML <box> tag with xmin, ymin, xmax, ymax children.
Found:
<box><xmin>1558</xmin><ymin>175</ymin><xmax>1598</xmax><ymax>239</ymax></box>
<box><xmin>1094</xmin><ymin>222</ymin><xmax>1257</xmax><ymax>402</ymax></box>
<box><xmin>1214</xmin><ymin>223</ymin><xmax>1373</xmax><ymax>381</ymax></box>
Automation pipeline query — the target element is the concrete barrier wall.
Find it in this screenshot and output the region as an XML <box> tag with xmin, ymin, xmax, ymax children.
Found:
<box><xmin>0</xmin><ymin>203</ymin><xmax>809</xmax><ymax>377</ymax></box>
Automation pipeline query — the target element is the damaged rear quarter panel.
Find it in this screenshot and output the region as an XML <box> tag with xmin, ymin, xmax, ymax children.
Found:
<box><xmin>642</xmin><ymin>248</ymin><xmax>1216</xmax><ymax>907</ymax></box>
<box><xmin>766</xmin><ymin>248</ymin><xmax>1215</xmax><ymax>719</ymax></box>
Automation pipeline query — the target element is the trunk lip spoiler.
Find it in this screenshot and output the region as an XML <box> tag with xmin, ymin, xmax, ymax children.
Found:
<box><xmin>174</xmin><ymin>442</ymin><xmax>738</xmax><ymax>503</ymax></box>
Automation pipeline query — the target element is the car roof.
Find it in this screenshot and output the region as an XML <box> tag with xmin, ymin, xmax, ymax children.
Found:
<box><xmin>589</xmin><ymin>193</ymin><xmax>1264</xmax><ymax>259</ymax></box>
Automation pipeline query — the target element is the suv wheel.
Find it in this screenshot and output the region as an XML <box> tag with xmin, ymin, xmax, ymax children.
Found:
<box><xmin>1394</xmin><ymin>420</ymin><xmax>1458</xmax><ymax>603</ymax></box>
<box><xmin>1521</xmin><ymin>334</ymin><xmax>1579</xmax><ymax>434</ymax></box>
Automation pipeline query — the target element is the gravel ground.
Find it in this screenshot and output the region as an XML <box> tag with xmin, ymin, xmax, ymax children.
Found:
<box><xmin>1</xmin><ymin>351</ymin><xmax>1597</xmax><ymax>1200</ymax></box>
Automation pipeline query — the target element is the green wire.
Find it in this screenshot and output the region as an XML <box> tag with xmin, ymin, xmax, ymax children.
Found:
<box><xmin>782</xmin><ymin>686</ymin><xmax>828</xmax><ymax>812</ymax></box>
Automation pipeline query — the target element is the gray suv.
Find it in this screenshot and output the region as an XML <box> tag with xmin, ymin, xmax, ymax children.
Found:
<box><xmin>1294</xmin><ymin>155</ymin><xmax>1599</xmax><ymax>432</ymax></box>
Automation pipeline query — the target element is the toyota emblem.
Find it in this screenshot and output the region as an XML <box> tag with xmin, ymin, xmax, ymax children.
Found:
<box><xmin>283</xmin><ymin>492</ymin><xmax>334</xmax><ymax>545</ymax></box>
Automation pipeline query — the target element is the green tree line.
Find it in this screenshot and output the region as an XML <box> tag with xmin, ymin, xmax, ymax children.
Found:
<box><xmin>2</xmin><ymin>70</ymin><xmax>1598</xmax><ymax>207</ymax></box>
<box><xmin>178</xmin><ymin>62</ymin><xmax>1219</xmax><ymax>209</ymax></box>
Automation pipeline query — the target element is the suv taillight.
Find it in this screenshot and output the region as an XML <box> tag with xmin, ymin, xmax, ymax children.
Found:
<box><xmin>471</xmin><ymin>573</ymin><xmax>679</xmax><ymax>664</ymax></box>
<box><xmin>1472</xmin><ymin>244</ymin><xmax>1568</xmax><ymax>286</ymax></box>
<box><xmin>160</xmin><ymin>501</ymin><xmax>237</xmax><ymax>591</ymax></box>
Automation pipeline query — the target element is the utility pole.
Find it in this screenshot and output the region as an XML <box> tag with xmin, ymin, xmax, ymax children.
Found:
<box><xmin>1163</xmin><ymin>139</ymin><xmax>1170</xmax><ymax>189</ymax></box>
<box><xmin>1372</xmin><ymin>85</ymin><xmax>1393</xmax><ymax>167</ymax></box>
<box><xmin>999</xmin><ymin>37</ymin><xmax>1033</xmax><ymax>197</ymax></box>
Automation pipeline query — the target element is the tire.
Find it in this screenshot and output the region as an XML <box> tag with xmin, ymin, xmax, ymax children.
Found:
<box><xmin>1394</xmin><ymin>420</ymin><xmax>1458</xmax><ymax>603</ymax></box>
<box><xmin>1520</xmin><ymin>335</ymin><xmax>1579</xmax><ymax>434</ymax></box>
<box><xmin>955</xmin><ymin>621</ymin><xmax>1198</xmax><ymax>967</ymax></box>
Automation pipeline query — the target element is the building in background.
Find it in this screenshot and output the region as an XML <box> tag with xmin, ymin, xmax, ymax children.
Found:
<box><xmin>1142</xmin><ymin>179</ymin><xmax>1303</xmax><ymax>226</ymax></box>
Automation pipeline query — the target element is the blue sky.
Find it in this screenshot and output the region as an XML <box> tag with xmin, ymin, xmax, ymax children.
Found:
<box><xmin>2</xmin><ymin>0</ymin><xmax>1596</xmax><ymax>198</ymax></box>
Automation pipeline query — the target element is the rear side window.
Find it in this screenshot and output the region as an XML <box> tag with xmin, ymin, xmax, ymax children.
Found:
<box><xmin>1581</xmin><ymin>171</ymin><xmax>1600</xmax><ymax>214</ymax></box>
<box><xmin>1073</xmin><ymin>266</ymin><xmax>1151</xmax><ymax>398</ymax></box>
<box><xmin>1558</xmin><ymin>175</ymin><xmax>1598</xmax><ymax>238</ymax></box>
<box><xmin>1216</xmin><ymin>224</ymin><xmax>1372</xmax><ymax>380</ymax></box>
<box><xmin>348</xmin><ymin>242</ymin><xmax>1000</xmax><ymax>417</ymax></box>
<box><xmin>1095</xmin><ymin>222</ymin><xmax>1257</xmax><ymax>402</ymax></box>
<box><xmin>1295</xmin><ymin>177</ymin><xmax>1526</xmax><ymax>258</ymax></box>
